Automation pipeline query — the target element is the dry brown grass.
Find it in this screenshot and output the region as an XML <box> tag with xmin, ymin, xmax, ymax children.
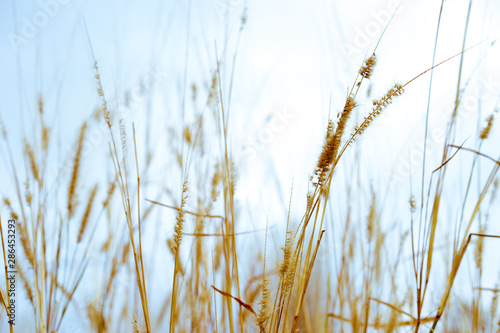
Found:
<box><xmin>1</xmin><ymin>2</ymin><xmax>499</xmax><ymax>333</ymax></box>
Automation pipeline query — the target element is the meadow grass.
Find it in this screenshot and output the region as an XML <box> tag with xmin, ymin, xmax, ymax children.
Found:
<box><xmin>0</xmin><ymin>1</ymin><xmax>499</xmax><ymax>332</ymax></box>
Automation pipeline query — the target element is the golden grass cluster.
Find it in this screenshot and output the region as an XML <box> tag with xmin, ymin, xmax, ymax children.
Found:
<box><xmin>0</xmin><ymin>3</ymin><xmax>499</xmax><ymax>333</ymax></box>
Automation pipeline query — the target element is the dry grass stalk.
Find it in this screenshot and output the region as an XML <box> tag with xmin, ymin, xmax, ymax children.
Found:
<box><xmin>92</xmin><ymin>54</ymin><xmax>152</xmax><ymax>332</ymax></box>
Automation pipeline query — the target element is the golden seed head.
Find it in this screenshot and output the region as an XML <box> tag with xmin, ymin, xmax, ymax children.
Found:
<box><xmin>314</xmin><ymin>96</ymin><xmax>356</xmax><ymax>186</ymax></box>
<box><xmin>0</xmin><ymin>117</ymin><xmax>7</xmax><ymax>138</ymax></box>
<box><xmin>93</xmin><ymin>107</ymin><xmax>101</xmax><ymax>121</ymax></box>
<box><xmin>348</xmin><ymin>232</ymin><xmax>355</xmax><ymax>259</ymax></box>
<box><xmin>11</xmin><ymin>211</ymin><xmax>19</xmax><ymax>221</ymax></box>
<box><xmin>191</xmin><ymin>83</ymin><xmax>197</xmax><ymax>101</ymax></box>
<box><xmin>210</xmin><ymin>164</ymin><xmax>222</xmax><ymax>202</ymax></box>
<box><xmin>38</xmin><ymin>94</ymin><xmax>43</xmax><ymax>114</ymax></box>
<box><xmin>279</xmin><ymin>231</ymin><xmax>293</xmax><ymax>276</ymax></box>
<box><xmin>474</xmin><ymin>225</ymin><xmax>486</xmax><ymax>269</ymax></box>
<box><xmin>367</xmin><ymin>191</ymin><xmax>376</xmax><ymax>242</ymax></box>
<box><xmin>68</xmin><ymin>122</ymin><xmax>88</xmax><ymax>219</ymax></box>
<box><xmin>94</xmin><ymin>61</ymin><xmax>111</xmax><ymax>128</ymax></box>
<box><xmin>24</xmin><ymin>139</ymin><xmax>40</xmax><ymax>183</ymax></box>
<box><xmin>173</xmin><ymin>180</ymin><xmax>189</xmax><ymax>253</ymax></box>
<box><xmin>409</xmin><ymin>195</ymin><xmax>416</xmax><ymax>213</ymax></box>
<box><xmin>208</xmin><ymin>73</ymin><xmax>219</xmax><ymax>105</ymax></box>
<box><xmin>103</xmin><ymin>181</ymin><xmax>116</xmax><ymax>208</ymax></box>
<box><xmin>306</xmin><ymin>191</ymin><xmax>313</xmax><ymax>212</ymax></box>
<box><xmin>25</xmin><ymin>181</ymin><xmax>32</xmax><ymax>206</ymax></box>
<box><xmin>132</xmin><ymin>313</ymin><xmax>144</xmax><ymax>333</ymax></box>
<box><xmin>183</xmin><ymin>126</ymin><xmax>192</xmax><ymax>144</ymax></box>
<box><xmin>491</xmin><ymin>283</ymin><xmax>499</xmax><ymax>323</ymax></box>
<box><xmin>77</xmin><ymin>184</ymin><xmax>98</xmax><ymax>243</ymax></box>
<box><xmin>18</xmin><ymin>220</ymin><xmax>34</xmax><ymax>266</ymax></box>
<box><xmin>480</xmin><ymin>114</ymin><xmax>494</xmax><ymax>140</ymax></box>
<box><xmin>101</xmin><ymin>234</ymin><xmax>112</xmax><ymax>252</ymax></box>
<box><xmin>121</xmin><ymin>242</ymin><xmax>130</xmax><ymax>264</ymax></box>
<box><xmin>359</xmin><ymin>53</ymin><xmax>377</xmax><ymax>79</ymax></box>
<box><xmin>256</xmin><ymin>277</ymin><xmax>271</xmax><ymax>331</ymax></box>
<box><xmin>42</xmin><ymin>125</ymin><xmax>50</xmax><ymax>151</ymax></box>
<box><xmin>354</xmin><ymin>83</ymin><xmax>404</xmax><ymax>137</ymax></box>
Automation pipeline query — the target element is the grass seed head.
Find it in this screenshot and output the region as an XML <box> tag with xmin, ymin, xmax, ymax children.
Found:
<box><xmin>480</xmin><ymin>114</ymin><xmax>494</xmax><ymax>140</ymax></box>
<box><xmin>359</xmin><ymin>53</ymin><xmax>377</xmax><ymax>79</ymax></box>
<box><xmin>78</xmin><ymin>184</ymin><xmax>98</xmax><ymax>243</ymax></box>
<box><xmin>103</xmin><ymin>181</ymin><xmax>117</xmax><ymax>208</ymax></box>
<box><xmin>256</xmin><ymin>277</ymin><xmax>271</xmax><ymax>332</ymax></box>
<box><xmin>25</xmin><ymin>181</ymin><xmax>32</xmax><ymax>206</ymax></box>
<box><xmin>354</xmin><ymin>83</ymin><xmax>404</xmax><ymax>137</ymax></box>
<box><xmin>68</xmin><ymin>121</ymin><xmax>88</xmax><ymax>219</ymax></box>
<box><xmin>367</xmin><ymin>191</ymin><xmax>376</xmax><ymax>242</ymax></box>
<box><xmin>0</xmin><ymin>117</ymin><xmax>7</xmax><ymax>138</ymax></box>
<box><xmin>173</xmin><ymin>180</ymin><xmax>189</xmax><ymax>254</ymax></box>
<box><xmin>314</xmin><ymin>96</ymin><xmax>356</xmax><ymax>186</ymax></box>
<box><xmin>24</xmin><ymin>139</ymin><xmax>40</xmax><ymax>183</ymax></box>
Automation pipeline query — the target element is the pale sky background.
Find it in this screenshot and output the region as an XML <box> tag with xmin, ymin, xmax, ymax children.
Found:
<box><xmin>1</xmin><ymin>0</ymin><xmax>500</xmax><ymax>331</ymax></box>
